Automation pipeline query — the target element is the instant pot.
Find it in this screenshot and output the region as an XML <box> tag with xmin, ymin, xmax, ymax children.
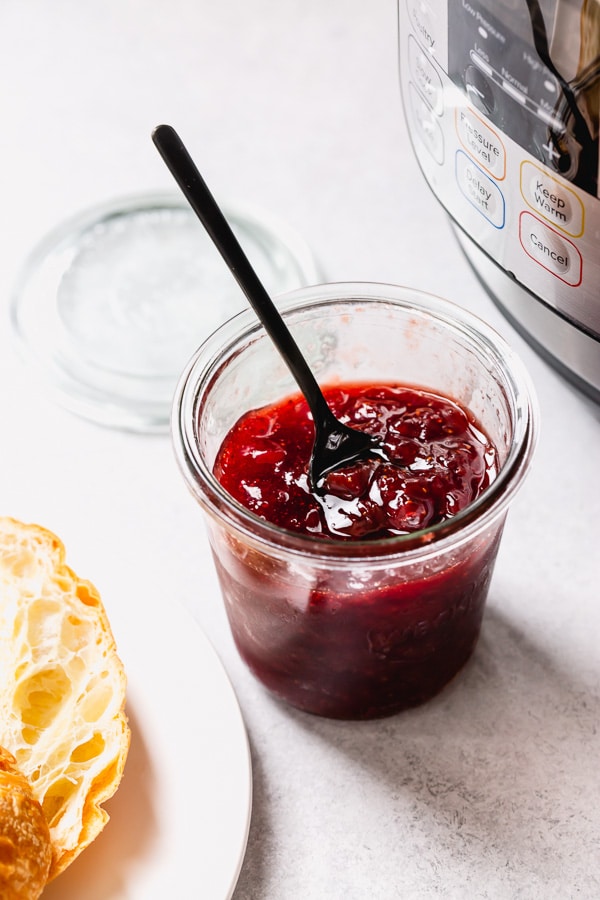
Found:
<box><xmin>398</xmin><ymin>0</ymin><xmax>600</xmax><ymax>401</ymax></box>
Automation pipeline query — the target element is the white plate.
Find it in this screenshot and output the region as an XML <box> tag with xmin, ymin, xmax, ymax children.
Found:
<box><xmin>43</xmin><ymin>602</ymin><xmax>252</xmax><ymax>900</ymax></box>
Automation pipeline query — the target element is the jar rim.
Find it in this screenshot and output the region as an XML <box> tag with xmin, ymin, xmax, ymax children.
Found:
<box><xmin>173</xmin><ymin>282</ymin><xmax>538</xmax><ymax>563</ymax></box>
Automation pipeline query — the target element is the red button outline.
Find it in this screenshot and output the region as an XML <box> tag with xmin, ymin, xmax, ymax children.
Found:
<box><xmin>519</xmin><ymin>211</ymin><xmax>582</xmax><ymax>287</ymax></box>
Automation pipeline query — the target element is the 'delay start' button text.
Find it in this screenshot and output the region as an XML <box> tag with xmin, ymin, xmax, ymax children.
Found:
<box><xmin>455</xmin><ymin>151</ymin><xmax>505</xmax><ymax>228</ymax></box>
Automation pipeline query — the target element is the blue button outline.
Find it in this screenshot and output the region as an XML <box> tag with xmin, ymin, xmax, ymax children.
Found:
<box><xmin>455</xmin><ymin>150</ymin><xmax>505</xmax><ymax>229</ymax></box>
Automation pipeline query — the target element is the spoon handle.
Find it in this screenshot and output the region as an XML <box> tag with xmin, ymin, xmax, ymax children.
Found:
<box><xmin>151</xmin><ymin>124</ymin><xmax>330</xmax><ymax>425</ymax></box>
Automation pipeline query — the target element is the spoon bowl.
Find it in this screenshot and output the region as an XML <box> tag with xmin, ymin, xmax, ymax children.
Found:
<box><xmin>151</xmin><ymin>124</ymin><xmax>388</xmax><ymax>488</ymax></box>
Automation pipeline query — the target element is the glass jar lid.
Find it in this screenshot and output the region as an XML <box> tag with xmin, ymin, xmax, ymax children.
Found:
<box><xmin>10</xmin><ymin>191</ymin><xmax>321</xmax><ymax>432</ymax></box>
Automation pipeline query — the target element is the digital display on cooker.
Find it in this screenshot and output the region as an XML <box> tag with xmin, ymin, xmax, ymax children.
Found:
<box><xmin>447</xmin><ymin>0</ymin><xmax>599</xmax><ymax>196</ymax></box>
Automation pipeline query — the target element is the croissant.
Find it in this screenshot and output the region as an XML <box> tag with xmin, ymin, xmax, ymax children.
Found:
<box><xmin>0</xmin><ymin>747</ymin><xmax>52</xmax><ymax>899</ymax></box>
<box><xmin>0</xmin><ymin>517</ymin><xmax>130</xmax><ymax>888</ymax></box>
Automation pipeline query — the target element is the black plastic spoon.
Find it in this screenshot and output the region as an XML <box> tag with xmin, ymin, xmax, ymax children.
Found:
<box><xmin>152</xmin><ymin>124</ymin><xmax>387</xmax><ymax>489</ymax></box>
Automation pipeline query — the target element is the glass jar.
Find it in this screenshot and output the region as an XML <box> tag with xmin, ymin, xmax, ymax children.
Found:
<box><xmin>173</xmin><ymin>283</ymin><xmax>537</xmax><ymax>719</ymax></box>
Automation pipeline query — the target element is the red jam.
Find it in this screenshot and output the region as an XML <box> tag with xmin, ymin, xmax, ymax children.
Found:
<box><xmin>214</xmin><ymin>383</ymin><xmax>498</xmax><ymax>540</ymax></box>
<box><xmin>211</xmin><ymin>383</ymin><xmax>501</xmax><ymax>718</ymax></box>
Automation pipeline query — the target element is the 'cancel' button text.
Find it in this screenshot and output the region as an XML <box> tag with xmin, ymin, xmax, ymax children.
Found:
<box><xmin>519</xmin><ymin>211</ymin><xmax>582</xmax><ymax>286</ymax></box>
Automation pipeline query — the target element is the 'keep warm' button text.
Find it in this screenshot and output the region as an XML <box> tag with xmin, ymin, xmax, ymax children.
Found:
<box><xmin>520</xmin><ymin>160</ymin><xmax>584</xmax><ymax>237</ymax></box>
<box><xmin>519</xmin><ymin>211</ymin><xmax>582</xmax><ymax>286</ymax></box>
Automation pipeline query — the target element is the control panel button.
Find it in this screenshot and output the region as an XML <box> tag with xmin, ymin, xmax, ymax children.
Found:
<box><xmin>519</xmin><ymin>211</ymin><xmax>582</xmax><ymax>286</ymax></box>
<box><xmin>464</xmin><ymin>64</ymin><xmax>495</xmax><ymax>117</ymax></box>
<box><xmin>455</xmin><ymin>107</ymin><xmax>505</xmax><ymax>180</ymax></box>
<box><xmin>408</xmin><ymin>35</ymin><xmax>443</xmax><ymax>115</ymax></box>
<box><xmin>455</xmin><ymin>151</ymin><xmax>504</xmax><ymax>227</ymax></box>
<box><xmin>520</xmin><ymin>161</ymin><xmax>584</xmax><ymax>237</ymax></box>
<box><xmin>406</xmin><ymin>0</ymin><xmax>440</xmax><ymax>57</ymax></box>
<box><xmin>409</xmin><ymin>83</ymin><xmax>444</xmax><ymax>164</ymax></box>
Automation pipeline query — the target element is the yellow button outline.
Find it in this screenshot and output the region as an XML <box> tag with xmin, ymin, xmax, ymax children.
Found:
<box><xmin>520</xmin><ymin>160</ymin><xmax>584</xmax><ymax>238</ymax></box>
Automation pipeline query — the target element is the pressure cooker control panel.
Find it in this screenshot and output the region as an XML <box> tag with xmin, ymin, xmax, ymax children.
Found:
<box><xmin>398</xmin><ymin>0</ymin><xmax>600</xmax><ymax>337</ymax></box>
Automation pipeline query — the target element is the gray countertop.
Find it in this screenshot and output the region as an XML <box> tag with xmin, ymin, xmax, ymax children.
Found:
<box><xmin>1</xmin><ymin>1</ymin><xmax>599</xmax><ymax>897</ymax></box>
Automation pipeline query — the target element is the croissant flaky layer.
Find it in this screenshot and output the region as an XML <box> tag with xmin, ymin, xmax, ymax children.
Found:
<box><xmin>0</xmin><ymin>516</ymin><xmax>130</xmax><ymax>887</ymax></box>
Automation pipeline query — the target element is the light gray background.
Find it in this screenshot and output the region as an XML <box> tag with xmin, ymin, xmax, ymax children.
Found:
<box><xmin>1</xmin><ymin>1</ymin><xmax>599</xmax><ymax>898</ymax></box>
